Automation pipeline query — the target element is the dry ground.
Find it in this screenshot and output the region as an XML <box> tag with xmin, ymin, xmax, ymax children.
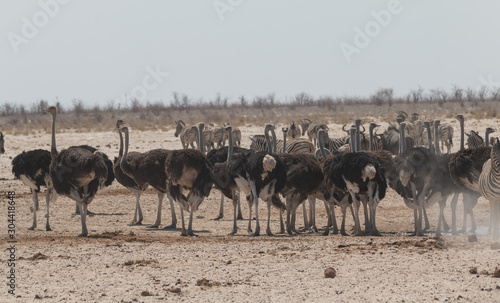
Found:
<box><xmin>1</xmin><ymin>119</ymin><xmax>500</xmax><ymax>303</ymax></box>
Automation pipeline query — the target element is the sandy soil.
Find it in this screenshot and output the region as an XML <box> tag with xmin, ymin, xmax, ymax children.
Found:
<box><xmin>1</xmin><ymin>119</ymin><xmax>500</xmax><ymax>303</ymax></box>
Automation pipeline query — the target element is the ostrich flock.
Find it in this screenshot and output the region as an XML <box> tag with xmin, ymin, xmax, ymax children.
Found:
<box><xmin>8</xmin><ymin>108</ymin><xmax>500</xmax><ymax>239</ymax></box>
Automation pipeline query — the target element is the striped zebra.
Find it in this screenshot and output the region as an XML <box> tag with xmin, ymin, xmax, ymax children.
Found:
<box><xmin>466</xmin><ymin>128</ymin><xmax>496</xmax><ymax>149</ymax></box>
<box><xmin>249</xmin><ymin>135</ymin><xmax>314</xmax><ymax>154</ymax></box>
<box><xmin>300</xmin><ymin>118</ymin><xmax>312</xmax><ymax>136</ymax></box>
<box><xmin>407</xmin><ymin>120</ymin><xmax>425</xmax><ymax>146</ymax></box>
<box><xmin>478</xmin><ymin>138</ymin><xmax>500</xmax><ymax>238</ymax></box>
<box><xmin>174</xmin><ymin>120</ymin><xmax>197</xmax><ymax>149</ymax></box>
<box><xmin>202</xmin><ymin>127</ymin><xmax>214</xmax><ymax>152</ymax></box>
<box><xmin>422</xmin><ymin>123</ymin><xmax>454</xmax><ymax>153</ymax></box>
<box><xmin>212</xmin><ymin>126</ymin><xmax>227</xmax><ymax>148</ymax></box>
<box><xmin>317</xmin><ymin>130</ymin><xmax>349</xmax><ymax>153</ymax></box>
<box><xmin>307</xmin><ymin>123</ymin><xmax>328</xmax><ymax>147</ymax></box>
<box><xmin>466</xmin><ymin>130</ymin><xmax>484</xmax><ymax>149</ymax></box>
<box><xmin>288</xmin><ymin>121</ymin><xmax>300</xmax><ymax>139</ymax></box>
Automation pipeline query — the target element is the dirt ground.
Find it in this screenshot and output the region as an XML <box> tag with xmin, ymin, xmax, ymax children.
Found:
<box><xmin>1</xmin><ymin>119</ymin><xmax>500</xmax><ymax>302</ymax></box>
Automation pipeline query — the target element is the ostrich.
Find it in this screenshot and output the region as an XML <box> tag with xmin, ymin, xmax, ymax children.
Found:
<box><xmin>210</xmin><ymin>125</ymin><xmax>252</xmax><ymax>234</ymax></box>
<box><xmin>120</xmin><ymin>127</ymin><xmax>178</xmax><ymax>229</ymax></box>
<box><xmin>46</xmin><ymin>106</ymin><xmax>108</xmax><ymax>237</ymax></box>
<box><xmin>264</xmin><ymin>125</ymin><xmax>325</xmax><ymax>235</ymax></box>
<box><xmin>165</xmin><ymin>124</ymin><xmax>214</xmax><ymax>236</ymax></box>
<box><xmin>479</xmin><ymin>138</ymin><xmax>500</xmax><ymax>238</ymax></box>
<box><xmin>113</xmin><ymin>120</ymin><xmax>149</xmax><ymax>225</ymax></box>
<box><xmin>326</xmin><ymin>126</ymin><xmax>386</xmax><ymax>236</ymax></box>
<box><xmin>72</xmin><ymin>144</ymin><xmax>114</xmax><ymax>215</ymax></box>
<box><xmin>12</xmin><ymin>149</ymin><xmax>58</xmax><ymax>231</ymax></box>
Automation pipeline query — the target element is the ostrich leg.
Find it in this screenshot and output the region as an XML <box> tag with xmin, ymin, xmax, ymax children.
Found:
<box><xmin>163</xmin><ymin>193</ymin><xmax>177</xmax><ymax>229</ymax></box>
<box><xmin>45</xmin><ymin>189</ymin><xmax>53</xmax><ymax>231</ymax></box>
<box><xmin>149</xmin><ymin>192</ymin><xmax>163</xmax><ymax>228</ymax></box>
<box><xmin>450</xmin><ymin>192</ymin><xmax>460</xmax><ymax>235</ymax></box>
<box><xmin>214</xmin><ymin>193</ymin><xmax>224</xmax><ymax>220</ymax></box>
<box><xmin>131</xmin><ymin>190</ymin><xmax>143</xmax><ymax>225</ymax></box>
<box><xmin>29</xmin><ymin>191</ymin><xmax>39</xmax><ymax>230</ymax></box>
<box><xmin>237</xmin><ymin>189</ymin><xmax>243</xmax><ymax>220</ymax></box>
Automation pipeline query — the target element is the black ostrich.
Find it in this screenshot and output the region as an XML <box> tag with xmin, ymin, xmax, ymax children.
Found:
<box><xmin>46</xmin><ymin>106</ymin><xmax>108</xmax><ymax>237</ymax></box>
<box><xmin>113</xmin><ymin>120</ymin><xmax>149</xmax><ymax>225</ymax></box>
<box><xmin>165</xmin><ymin>124</ymin><xmax>214</xmax><ymax>236</ymax></box>
<box><xmin>206</xmin><ymin>127</ymin><xmax>250</xmax><ymax>222</ymax></box>
<box><xmin>327</xmin><ymin>126</ymin><xmax>386</xmax><ymax>236</ymax></box>
<box><xmin>12</xmin><ymin>149</ymin><xmax>58</xmax><ymax>231</ymax></box>
<box><xmin>209</xmin><ymin>125</ymin><xmax>252</xmax><ymax>235</ymax></box>
<box><xmin>263</xmin><ymin>125</ymin><xmax>323</xmax><ymax>235</ymax></box>
<box><xmin>71</xmin><ymin>144</ymin><xmax>114</xmax><ymax>215</ymax></box>
<box><xmin>119</xmin><ymin>127</ymin><xmax>178</xmax><ymax>229</ymax></box>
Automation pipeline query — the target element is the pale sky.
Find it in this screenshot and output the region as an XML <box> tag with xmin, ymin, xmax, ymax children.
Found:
<box><xmin>1</xmin><ymin>0</ymin><xmax>499</xmax><ymax>107</ymax></box>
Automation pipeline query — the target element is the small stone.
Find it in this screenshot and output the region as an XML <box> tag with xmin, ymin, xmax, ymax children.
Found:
<box><xmin>469</xmin><ymin>267</ymin><xmax>478</xmax><ymax>274</ymax></box>
<box><xmin>468</xmin><ymin>235</ymin><xmax>477</xmax><ymax>243</ymax></box>
<box><xmin>141</xmin><ymin>290</ymin><xmax>152</xmax><ymax>296</ymax></box>
<box><xmin>480</xmin><ymin>270</ymin><xmax>489</xmax><ymax>275</ymax></box>
<box><xmin>324</xmin><ymin>267</ymin><xmax>336</xmax><ymax>279</ymax></box>
<box><xmin>226</xmin><ymin>260</ymin><xmax>232</xmax><ymax>265</ymax></box>
<box><xmin>169</xmin><ymin>287</ymin><xmax>181</xmax><ymax>293</ymax></box>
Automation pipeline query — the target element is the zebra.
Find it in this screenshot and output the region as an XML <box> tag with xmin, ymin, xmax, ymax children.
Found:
<box><xmin>422</xmin><ymin>123</ymin><xmax>454</xmax><ymax>154</ymax></box>
<box><xmin>407</xmin><ymin>120</ymin><xmax>425</xmax><ymax>146</ymax></box>
<box><xmin>478</xmin><ymin>138</ymin><xmax>500</xmax><ymax>238</ymax></box>
<box><xmin>288</xmin><ymin>121</ymin><xmax>300</xmax><ymax>139</ymax></box>
<box><xmin>202</xmin><ymin>126</ymin><xmax>214</xmax><ymax>152</ymax></box>
<box><xmin>212</xmin><ymin>126</ymin><xmax>227</xmax><ymax>148</ymax></box>
<box><xmin>174</xmin><ymin>120</ymin><xmax>197</xmax><ymax>149</ymax></box>
<box><xmin>249</xmin><ymin>135</ymin><xmax>315</xmax><ymax>154</ymax></box>
<box><xmin>317</xmin><ymin>130</ymin><xmax>349</xmax><ymax>153</ymax></box>
<box><xmin>307</xmin><ymin>123</ymin><xmax>328</xmax><ymax>147</ymax></box>
<box><xmin>300</xmin><ymin>118</ymin><xmax>312</xmax><ymax>136</ymax></box>
<box><xmin>223</xmin><ymin>123</ymin><xmax>241</xmax><ymax>146</ymax></box>
<box><xmin>466</xmin><ymin>128</ymin><xmax>496</xmax><ymax>149</ymax></box>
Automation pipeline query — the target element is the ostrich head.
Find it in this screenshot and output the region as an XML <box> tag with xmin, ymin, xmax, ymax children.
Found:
<box><xmin>455</xmin><ymin>114</ymin><xmax>464</xmax><ymax>123</ymax></box>
<box><xmin>116</xmin><ymin>119</ymin><xmax>125</xmax><ymax>130</ymax></box>
<box><xmin>486</xmin><ymin>127</ymin><xmax>496</xmax><ymax>135</ymax></box>
<box><xmin>174</xmin><ymin>120</ymin><xmax>186</xmax><ymax>137</ymax></box>
<box><xmin>45</xmin><ymin>106</ymin><xmax>57</xmax><ymax>115</ymax></box>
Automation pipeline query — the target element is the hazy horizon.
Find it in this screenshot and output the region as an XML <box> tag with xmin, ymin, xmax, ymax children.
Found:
<box><xmin>2</xmin><ymin>0</ymin><xmax>500</xmax><ymax>108</ymax></box>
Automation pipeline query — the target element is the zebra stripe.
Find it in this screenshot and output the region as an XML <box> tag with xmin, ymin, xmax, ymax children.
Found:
<box><xmin>174</xmin><ymin>120</ymin><xmax>197</xmax><ymax>149</ymax></box>
<box><xmin>478</xmin><ymin>139</ymin><xmax>500</xmax><ymax>237</ymax></box>
<box><xmin>250</xmin><ymin>135</ymin><xmax>314</xmax><ymax>154</ymax></box>
<box><xmin>466</xmin><ymin>130</ymin><xmax>484</xmax><ymax>149</ymax></box>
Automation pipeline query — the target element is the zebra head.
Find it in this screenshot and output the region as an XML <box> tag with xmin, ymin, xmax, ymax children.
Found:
<box><xmin>174</xmin><ymin>120</ymin><xmax>186</xmax><ymax>137</ymax></box>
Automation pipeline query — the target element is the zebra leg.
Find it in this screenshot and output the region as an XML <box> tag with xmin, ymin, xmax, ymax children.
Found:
<box><xmin>29</xmin><ymin>190</ymin><xmax>39</xmax><ymax>230</ymax></box>
<box><xmin>214</xmin><ymin>192</ymin><xmax>224</xmax><ymax>220</ymax></box>
<box><xmin>163</xmin><ymin>193</ymin><xmax>177</xmax><ymax>229</ymax></box>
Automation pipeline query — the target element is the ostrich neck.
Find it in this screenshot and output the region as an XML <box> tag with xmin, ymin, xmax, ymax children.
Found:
<box><xmin>193</xmin><ymin>126</ymin><xmax>200</xmax><ymax>151</ymax></box>
<box><xmin>120</xmin><ymin>129</ymin><xmax>132</xmax><ymax>175</ymax></box>
<box><xmin>399</xmin><ymin>124</ymin><xmax>405</xmax><ymax>154</ymax></box>
<box><xmin>459</xmin><ymin>120</ymin><xmax>465</xmax><ymax>151</ymax></box>
<box><xmin>434</xmin><ymin>122</ymin><xmax>440</xmax><ymax>156</ymax></box>
<box><xmin>485</xmin><ymin>130</ymin><xmax>490</xmax><ymax>147</ymax></box>
<box><xmin>50</xmin><ymin>112</ymin><xmax>58</xmax><ymax>158</ymax></box>
<box><xmin>282</xmin><ymin>131</ymin><xmax>287</xmax><ymax>153</ymax></box>
<box><xmin>227</xmin><ymin>127</ymin><xmax>233</xmax><ymax>166</ymax></box>
<box><xmin>369</xmin><ymin>127</ymin><xmax>374</xmax><ymax>151</ymax></box>
<box><xmin>118</xmin><ymin>129</ymin><xmax>124</xmax><ymax>158</ymax></box>
<box><xmin>425</xmin><ymin>124</ymin><xmax>432</xmax><ymax>151</ymax></box>
<box><xmin>318</xmin><ymin>132</ymin><xmax>328</xmax><ymax>159</ymax></box>
<box><xmin>198</xmin><ymin>125</ymin><xmax>205</xmax><ymax>153</ymax></box>
<box><xmin>350</xmin><ymin>129</ymin><xmax>356</xmax><ymax>152</ymax></box>
<box><xmin>271</xmin><ymin>128</ymin><xmax>277</xmax><ymax>154</ymax></box>
<box><xmin>265</xmin><ymin>128</ymin><xmax>273</xmax><ymax>154</ymax></box>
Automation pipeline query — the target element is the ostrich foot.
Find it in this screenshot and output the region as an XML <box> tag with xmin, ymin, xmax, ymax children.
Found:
<box><xmin>251</xmin><ymin>227</ymin><xmax>260</xmax><ymax>237</ymax></box>
<box><xmin>322</xmin><ymin>229</ymin><xmax>329</xmax><ymax>236</ymax></box>
<box><xmin>46</xmin><ymin>225</ymin><xmax>52</xmax><ymax>231</ymax></box>
<box><xmin>247</xmin><ymin>227</ymin><xmax>253</xmax><ymax>234</ymax></box>
<box><xmin>28</xmin><ymin>225</ymin><xmax>36</xmax><ymax>230</ymax></box>
<box><xmin>228</xmin><ymin>230</ymin><xmax>237</xmax><ymax>236</ymax></box>
<box><xmin>237</xmin><ymin>214</ymin><xmax>244</xmax><ymax>220</ymax></box>
<box><xmin>162</xmin><ymin>223</ymin><xmax>177</xmax><ymax>230</ymax></box>
<box><xmin>77</xmin><ymin>233</ymin><xmax>88</xmax><ymax>237</ymax></box>
<box><xmin>213</xmin><ymin>214</ymin><xmax>223</xmax><ymax>221</ymax></box>
<box><xmin>371</xmin><ymin>229</ymin><xmax>382</xmax><ymax>237</ymax></box>
<box><xmin>180</xmin><ymin>230</ymin><xmax>188</xmax><ymax>237</ymax></box>
<box><xmin>266</xmin><ymin>227</ymin><xmax>274</xmax><ymax>236</ymax></box>
<box><xmin>148</xmin><ymin>224</ymin><xmax>160</xmax><ymax>228</ymax></box>
<box><xmin>129</xmin><ymin>221</ymin><xmax>143</xmax><ymax>226</ymax></box>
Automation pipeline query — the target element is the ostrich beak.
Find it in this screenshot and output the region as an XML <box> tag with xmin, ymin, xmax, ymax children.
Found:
<box><xmin>399</xmin><ymin>170</ymin><xmax>411</xmax><ymax>187</ymax></box>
